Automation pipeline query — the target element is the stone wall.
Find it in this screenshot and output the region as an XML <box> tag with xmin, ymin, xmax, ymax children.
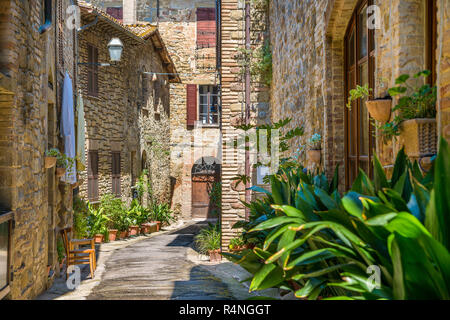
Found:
<box><xmin>269</xmin><ymin>0</ymin><xmax>450</xmax><ymax>185</ymax></box>
<box><xmin>140</xmin><ymin>0</ymin><xmax>221</xmax><ymax>220</ymax></box>
<box><xmin>0</xmin><ymin>0</ymin><xmax>76</xmax><ymax>299</ymax></box>
<box><xmin>77</xmin><ymin>14</ymin><xmax>172</xmax><ymax>206</ymax></box>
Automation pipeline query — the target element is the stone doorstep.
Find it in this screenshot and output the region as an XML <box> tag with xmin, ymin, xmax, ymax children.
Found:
<box><xmin>36</xmin><ymin>220</ymin><xmax>191</xmax><ymax>300</ymax></box>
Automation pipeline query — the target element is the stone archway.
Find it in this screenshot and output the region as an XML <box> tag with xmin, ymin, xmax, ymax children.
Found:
<box><xmin>322</xmin><ymin>0</ymin><xmax>361</xmax><ymax>187</ymax></box>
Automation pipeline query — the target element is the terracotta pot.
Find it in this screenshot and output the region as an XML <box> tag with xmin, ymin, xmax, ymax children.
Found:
<box><xmin>94</xmin><ymin>234</ymin><xmax>104</xmax><ymax>243</ymax></box>
<box><xmin>119</xmin><ymin>231</ymin><xmax>128</xmax><ymax>239</ymax></box>
<box><xmin>128</xmin><ymin>225</ymin><xmax>140</xmax><ymax>236</ymax></box>
<box><xmin>146</xmin><ymin>223</ymin><xmax>158</xmax><ymax>233</ymax></box>
<box><xmin>208</xmin><ymin>249</ymin><xmax>222</xmax><ymax>262</ymax></box>
<box><xmin>307</xmin><ymin>150</ymin><xmax>321</xmax><ymax>164</ymax></box>
<box><xmin>399</xmin><ymin>118</ymin><xmax>437</xmax><ymax>160</ymax></box>
<box><xmin>56</xmin><ymin>167</ymin><xmax>66</xmax><ymax>177</ymax></box>
<box><xmin>108</xmin><ymin>229</ymin><xmax>118</xmax><ymax>241</ymax></box>
<box><xmin>140</xmin><ymin>225</ymin><xmax>149</xmax><ymax>234</ymax></box>
<box><xmin>365</xmin><ymin>99</ymin><xmax>392</xmax><ymax>123</ymax></box>
<box><xmin>150</xmin><ymin>221</ymin><xmax>161</xmax><ymax>232</ymax></box>
<box><xmin>45</xmin><ymin>156</ymin><xmax>57</xmax><ymax>169</ymax></box>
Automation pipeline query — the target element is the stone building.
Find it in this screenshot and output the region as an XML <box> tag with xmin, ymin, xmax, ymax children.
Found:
<box><xmin>77</xmin><ymin>1</ymin><xmax>179</xmax><ymax>205</ymax></box>
<box><xmin>0</xmin><ymin>0</ymin><xmax>77</xmax><ymax>299</ymax></box>
<box><xmin>91</xmin><ymin>0</ymin><xmax>271</xmax><ymax>247</ymax></box>
<box><xmin>269</xmin><ymin>0</ymin><xmax>450</xmax><ymax>189</ymax></box>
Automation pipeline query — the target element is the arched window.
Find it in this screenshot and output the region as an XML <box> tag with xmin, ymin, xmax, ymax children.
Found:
<box><xmin>344</xmin><ymin>0</ymin><xmax>375</xmax><ymax>188</ymax></box>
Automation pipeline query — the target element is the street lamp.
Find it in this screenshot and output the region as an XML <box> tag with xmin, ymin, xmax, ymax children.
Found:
<box><xmin>78</xmin><ymin>37</ymin><xmax>124</xmax><ymax>67</ymax></box>
<box><xmin>107</xmin><ymin>38</ymin><xmax>123</xmax><ymax>62</ymax></box>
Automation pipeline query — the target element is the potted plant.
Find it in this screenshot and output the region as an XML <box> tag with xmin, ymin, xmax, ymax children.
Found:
<box><xmin>228</xmin><ymin>236</ymin><xmax>246</xmax><ymax>252</ymax></box>
<box><xmin>347</xmin><ymin>84</ymin><xmax>392</xmax><ymax>123</ymax></box>
<box><xmin>55</xmin><ymin>152</ymin><xmax>75</xmax><ymax>178</ymax></box>
<box><xmin>45</xmin><ymin>148</ymin><xmax>59</xmax><ymax>169</ymax></box>
<box><xmin>380</xmin><ymin>70</ymin><xmax>437</xmax><ymax>158</ymax></box>
<box><xmin>57</xmin><ymin>238</ymin><xmax>66</xmax><ymax>272</ymax></box>
<box><xmin>306</xmin><ymin>134</ymin><xmax>322</xmax><ymax>165</ymax></box>
<box><xmin>194</xmin><ymin>223</ymin><xmax>222</xmax><ymax>262</ymax></box>
<box><xmin>150</xmin><ymin>203</ymin><xmax>175</xmax><ymax>231</ymax></box>
<box><xmin>87</xmin><ymin>203</ymin><xmax>110</xmax><ymax>243</ymax></box>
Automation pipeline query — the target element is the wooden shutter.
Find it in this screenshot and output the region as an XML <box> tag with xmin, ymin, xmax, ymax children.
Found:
<box><xmin>186</xmin><ymin>84</ymin><xmax>197</xmax><ymax>127</ymax></box>
<box><xmin>197</xmin><ymin>8</ymin><xmax>216</xmax><ymax>48</ymax></box>
<box><xmin>112</xmin><ymin>152</ymin><xmax>121</xmax><ymax>197</ymax></box>
<box><xmin>87</xmin><ymin>44</ymin><xmax>98</xmax><ymax>96</ymax></box>
<box><xmin>88</xmin><ymin>151</ymin><xmax>99</xmax><ymax>201</ymax></box>
<box><xmin>106</xmin><ymin>7</ymin><xmax>123</xmax><ymax>22</ymax></box>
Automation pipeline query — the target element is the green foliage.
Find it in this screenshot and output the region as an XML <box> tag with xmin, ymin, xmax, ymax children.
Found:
<box><xmin>195</xmin><ymin>223</ymin><xmax>221</xmax><ymax>255</ymax></box>
<box><xmin>252</xmin><ymin>41</ymin><xmax>273</xmax><ymax>86</ymax></box>
<box><xmin>225</xmin><ymin>139</ymin><xmax>450</xmax><ymax>300</ymax></box>
<box><xmin>150</xmin><ymin>203</ymin><xmax>175</xmax><ymax>226</ymax></box>
<box><xmin>378</xmin><ymin>70</ymin><xmax>437</xmax><ymax>142</ymax></box>
<box><xmin>47</xmin><ymin>148</ymin><xmax>75</xmax><ymax>171</ymax></box>
<box><xmin>57</xmin><ymin>239</ymin><xmax>65</xmax><ymax>263</ymax></box>
<box><xmin>232</xmin><ymin>118</ymin><xmax>304</xmax><ymax>187</ymax></box>
<box><xmin>73</xmin><ymin>196</ymin><xmax>89</xmax><ymax>238</ymax></box>
<box><xmin>388</xmin><ymin>70</ymin><xmax>437</xmax><ymax>120</ymax></box>
<box><xmin>229</xmin><ymin>236</ymin><xmax>246</xmax><ymax>250</ymax></box>
<box><xmin>208</xmin><ymin>182</ymin><xmax>222</xmax><ymax>209</ymax></box>
<box><xmin>347</xmin><ymin>84</ymin><xmax>372</xmax><ymax>109</ymax></box>
<box><xmin>127</xmin><ymin>199</ymin><xmax>151</xmax><ymax>226</ymax></box>
<box><xmin>87</xmin><ymin>203</ymin><xmax>110</xmax><ymax>239</ymax></box>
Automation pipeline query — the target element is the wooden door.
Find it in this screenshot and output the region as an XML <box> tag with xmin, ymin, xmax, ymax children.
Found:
<box><xmin>191</xmin><ymin>159</ymin><xmax>220</xmax><ymax>219</ymax></box>
<box><xmin>344</xmin><ymin>0</ymin><xmax>375</xmax><ymax>188</ymax></box>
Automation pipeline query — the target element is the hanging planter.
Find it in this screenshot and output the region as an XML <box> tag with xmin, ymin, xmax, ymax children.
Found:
<box><xmin>307</xmin><ymin>150</ymin><xmax>321</xmax><ymax>165</ymax></box>
<box><xmin>56</xmin><ymin>167</ymin><xmax>66</xmax><ymax>177</ymax></box>
<box><xmin>398</xmin><ymin>118</ymin><xmax>437</xmax><ymax>159</ymax></box>
<box><xmin>45</xmin><ymin>157</ymin><xmax>57</xmax><ymax>169</ymax></box>
<box><xmin>366</xmin><ymin>97</ymin><xmax>392</xmax><ymax>123</ymax></box>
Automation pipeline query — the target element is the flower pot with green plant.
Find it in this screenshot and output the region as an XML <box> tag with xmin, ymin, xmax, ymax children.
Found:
<box><xmin>194</xmin><ymin>223</ymin><xmax>222</xmax><ymax>262</ymax></box>
<box><xmin>45</xmin><ymin>148</ymin><xmax>59</xmax><ymax>169</ymax></box>
<box><xmin>150</xmin><ymin>203</ymin><xmax>175</xmax><ymax>230</ymax></box>
<box><xmin>87</xmin><ymin>203</ymin><xmax>110</xmax><ymax>243</ymax></box>
<box><xmin>380</xmin><ymin>70</ymin><xmax>437</xmax><ymax>158</ymax></box>
<box><xmin>126</xmin><ymin>199</ymin><xmax>150</xmax><ymax>235</ymax></box>
<box><xmin>100</xmin><ymin>194</ymin><xmax>128</xmax><ymax>241</ymax></box>
<box><xmin>347</xmin><ymin>84</ymin><xmax>392</xmax><ymax>123</ymax></box>
<box><xmin>55</xmin><ymin>152</ymin><xmax>75</xmax><ymax>178</ymax></box>
<box><xmin>306</xmin><ymin>134</ymin><xmax>322</xmax><ymax>165</ymax></box>
<box><xmin>57</xmin><ymin>238</ymin><xmax>66</xmax><ymax>272</ymax></box>
<box><xmin>228</xmin><ymin>236</ymin><xmax>246</xmax><ymax>252</ymax></box>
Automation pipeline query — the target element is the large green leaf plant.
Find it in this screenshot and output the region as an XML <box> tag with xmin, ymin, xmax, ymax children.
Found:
<box><xmin>224</xmin><ymin>138</ymin><xmax>450</xmax><ymax>300</ymax></box>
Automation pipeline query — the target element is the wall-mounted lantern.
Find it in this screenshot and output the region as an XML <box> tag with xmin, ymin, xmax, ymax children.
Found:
<box><xmin>107</xmin><ymin>38</ymin><xmax>123</xmax><ymax>62</ymax></box>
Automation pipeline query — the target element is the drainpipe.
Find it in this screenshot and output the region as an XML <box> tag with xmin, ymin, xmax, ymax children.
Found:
<box><xmin>244</xmin><ymin>1</ymin><xmax>251</xmax><ymax>221</ymax></box>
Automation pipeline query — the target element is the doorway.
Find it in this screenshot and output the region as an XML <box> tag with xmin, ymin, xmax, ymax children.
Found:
<box><xmin>191</xmin><ymin>157</ymin><xmax>221</xmax><ymax>220</ymax></box>
<box><xmin>344</xmin><ymin>0</ymin><xmax>375</xmax><ymax>188</ymax></box>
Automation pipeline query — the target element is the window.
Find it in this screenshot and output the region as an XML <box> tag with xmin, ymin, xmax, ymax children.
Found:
<box><xmin>106</xmin><ymin>7</ymin><xmax>123</xmax><ymax>22</ymax></box>
<box><xmin>0</xmin><ymin>210</ymin><xmax>13</xmax><ymax>300</ymax></box>
<box><xmin>345</xmin><ymin>0</ymin><xmax>375</xmax><ymax>188</ymax></box>
<box><xmin>199</xmin><ymin>85</ymin><xmax>220</xmax><ymax>126</ymax></box>
<box><xmin>39</xmin><ymin>0</ymin><xmax>52</xmax><ymax>34</ymax></box>
<box><xmin>197</xmin><ymin>8</ymin><xmax>216</xmax><ymax>49</ymax></box>
<box><xmin>88</xmin><ymin>151</ymin><xmax>99</xmax><ymax>202</ymax></box>
<box><xmin>112</xmin><ymin>152</ymin><xmax>121</xmax><ymax>197</ymax></box>
<box><xmin>87</xmin><ymin>44</ymin><xmax>99</xmax><ymax>96</ymax></box>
